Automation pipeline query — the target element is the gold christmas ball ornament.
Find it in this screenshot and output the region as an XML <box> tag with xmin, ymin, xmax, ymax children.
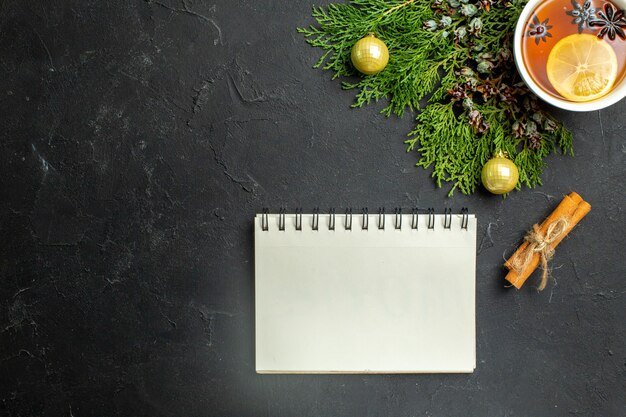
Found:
<box><xmin>481</xmin><ymin>151</ymin><xmax>519</xmax><ymax>195</ymax></box>
<box><xmin>351</xmin><ymin>33</ymin><xmax>389</xmax><ymax>75</ymax></box>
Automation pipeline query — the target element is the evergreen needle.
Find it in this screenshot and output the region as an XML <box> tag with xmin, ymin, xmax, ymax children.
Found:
<box><xmin>298</xmin><ymin>0</ymin><xmax>573</xmax><ymax>195</ymax></box>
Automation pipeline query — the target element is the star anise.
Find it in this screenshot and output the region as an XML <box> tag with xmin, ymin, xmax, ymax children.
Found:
<box><xmin>527</xmin><ymin>15</ymin><xmax>553</xmax><ymax>45</ymax></box>
<box><xmin>589</xmin><ymin>3</ymin><xmax>626</xmax><ymax>40</ymax></box>
<box><xmin>566</xmin><ymin>0</ymin><xmax>597</xmax><ymax>33</ymax></box>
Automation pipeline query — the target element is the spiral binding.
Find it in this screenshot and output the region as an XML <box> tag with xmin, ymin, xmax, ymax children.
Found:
<box><xmin>278</xmin><ymin>208</ymin><xmax>286</xmax><ymax>231</ymax></box>
<box><xmin>261</xmin><ymin>208</ymin><xmax>269</xmax><ymax>231</ymax></box>
<box><xmin>312</xmin><ymin>207</ymin><xmax>319</xmax><ymax>231</ymax></box>
<box><xmin>362</xmin><ymin>208</ymin><xmax>369</xmax><ymax>230</ymax></box>
<box><xmin>394</xmin><ymin>208</ymin><xmax>402</xmax><ymax>230</ymax></box>
<box><xmin>411</xmin><ymin>208</ymin><xmax>419</xmax><ymax>230</ymax></box>
<box><xmin>427</xmin><ymin>208</ymin><xmax>435</xmax><ymax>229</ymax></box>
<box><xmin>443</xmin><ymin>208</ymin><xmax>452</xmax><ymax>229</ymax></box>
<box><xmin>295</xmin><ymin>207</ymin><xmax>303</xmax><ymax>231</ymax></box>
<box><xmin>261</xmin><ymin>207</ymin><xmax>470</xmax><ymax>231</ymax></box>
<box><xmin>460</xmin><ymin>207</ymin><xmax>469</xmax><ymax>230</ymax></box>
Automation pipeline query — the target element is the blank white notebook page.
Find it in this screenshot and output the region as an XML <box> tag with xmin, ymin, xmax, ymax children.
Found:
<box><xmin>254</xmin><ymin>213</ymin><xmax>477</xmax><ymax>374</ymax></box>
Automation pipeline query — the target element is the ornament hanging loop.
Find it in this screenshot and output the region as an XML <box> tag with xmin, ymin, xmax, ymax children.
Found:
<box><xmin>494</xmin><ymin>149</ymin><xmax>510</xmax><ymax>159</ymax></box>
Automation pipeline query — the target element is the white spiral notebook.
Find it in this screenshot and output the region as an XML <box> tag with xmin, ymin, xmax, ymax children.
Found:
<box><xmin>254</xmin><ymin>208</ymin><xmax>477</xmax><ymax>374</ymax></box>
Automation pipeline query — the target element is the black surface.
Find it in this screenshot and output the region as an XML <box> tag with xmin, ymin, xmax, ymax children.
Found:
<box><xmin>1</xmin><ymin>1</ymin><xmax>625</xmax><ymax>416</ymax></box>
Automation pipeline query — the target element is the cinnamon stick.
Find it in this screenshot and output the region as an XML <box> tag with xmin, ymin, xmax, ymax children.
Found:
<box><xmin>504</xmin><ymin>192</ymin><xmax>591</xmax><ymax>289</ymax></box>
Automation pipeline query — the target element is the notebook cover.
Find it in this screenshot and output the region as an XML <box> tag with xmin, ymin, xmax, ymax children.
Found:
<box><xmin>254</xmin><ymin>213</ymin><xmax>477</xmax><ymax>374</ymax></box>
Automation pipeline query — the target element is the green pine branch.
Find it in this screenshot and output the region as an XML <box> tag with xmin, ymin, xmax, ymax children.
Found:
<box><xmin>298</xmin><ymin>0</ymin><xmax>573</xmax><ymax>196</ymax></box>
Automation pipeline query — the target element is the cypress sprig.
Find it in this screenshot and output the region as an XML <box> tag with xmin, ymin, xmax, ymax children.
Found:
<box><xmin>298</xmin><ymin>0</ymin><xmax>573</xmax><ymax>196</ymax></box>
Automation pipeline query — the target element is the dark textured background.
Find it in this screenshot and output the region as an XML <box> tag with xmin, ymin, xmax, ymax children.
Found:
<box><xmin>1</xmin><ymin>0</ymin><xmax>625</xmax><ymax>416</ymax></box>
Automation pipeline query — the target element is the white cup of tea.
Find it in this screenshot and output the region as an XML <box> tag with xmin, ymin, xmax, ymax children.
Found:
<box><xmin>514</xmin><ymin>0</ymin><xmax>626</xmax><ymax>111</ymax></box>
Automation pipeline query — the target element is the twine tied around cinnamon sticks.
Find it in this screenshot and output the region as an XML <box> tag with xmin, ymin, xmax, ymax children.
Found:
<box><xmin>509</xmin><ymin>217</ymin><xmax>569</xmax><ymax>291</ymax></box>
<box><xmin>504</xmin><ymin>192</ymin><xmax>591</xmax><ymax>290</ymax></box>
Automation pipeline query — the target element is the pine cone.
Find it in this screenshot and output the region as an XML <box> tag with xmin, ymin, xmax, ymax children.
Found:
<box><xmin>480</xmin><ymin>0</ymin><xmax>494</xmax><ymax>12</ymax></box>
<box><xmin>448</xmin><ymin>84</ymin><xmax>469</xmax><ymax>101</ymax></box>
<box><xmin>512</xmin><ymin>121</ymin><xmax>525</xmax><ymax>138</ymax></box>
<box><xmin>499</xmin><ymin>85</ymin><xmax>516</xmax><ymax>102</ymax></box>
<box><xmin>469</xmin><ymin>109</ymin><xmax>489</xmax><ymax>134</ymax></box>
<box><xmin>528</xmin><ymin>134</ymin><xmax>542</xmax><ymax>150</ymax></box>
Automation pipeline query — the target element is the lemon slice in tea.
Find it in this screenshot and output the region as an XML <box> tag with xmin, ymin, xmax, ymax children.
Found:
<box><xmin>546</xmin><ymin>34</ymin><xmax>618</xmax><ymax>102</ymax></box>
